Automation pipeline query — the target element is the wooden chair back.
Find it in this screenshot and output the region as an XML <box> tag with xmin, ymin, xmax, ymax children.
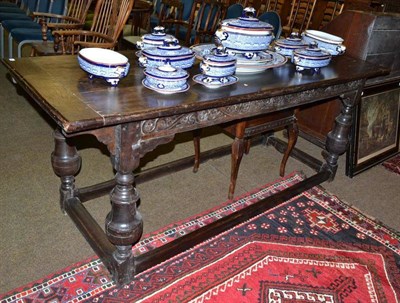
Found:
<box><xmin>249</xmin><ymin>0</ymin><xmax>284</xmax><ymax>16</ymax></box>
<box><xmin>283</xmin><ymin>0</ymin><xmax>316</xmax><ymax>35</ymax></box>
<box><xmin>319</xmin><ymin>0</ymin><xmax>344</xmax><ymax>29</ymax></box>
<box><xmin>65</xmin><ymin>0</ymin><xmax>91</xmax><ymax>21</ymax></box>
<box><xmin>38</xmin><ymin>0</ymin><xmax>135</xmax><ymax>54</ymax></box>
<box><xmin>158</xmin><ymin>0</ymin><xmax>185</xmax><ymax>36</ymax></box>
<box><xmin>184</xmin><ymin>0</ymin><xmax>227</xmax><ymax>45</ymax></box>
<box><xmin>89</xmin><ymin>0</ymin><xmax>134</xmax><ymax>44</ymax></box>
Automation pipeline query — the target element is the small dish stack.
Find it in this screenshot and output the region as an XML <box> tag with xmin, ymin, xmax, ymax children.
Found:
<box><xmin>193</xmin><ymin>46</ymin><xmax>237</xmax><ymax>88</ymax></box>
<box><xmin>274</xmin><ymin>32</ymin><xmax>308</xmax><ymax>59</ymax></box>
<box><xmin>143</xmin><ymin>61</ymin><xmax>190</xmax><ymax>94</ymax></box>
<box><xmin>138</xmin><ymin>38</ymin><xmax>195</xmax><ymax>70</ymax></box>
<box><xmin>292</xmin><ymin>42</ymin><xmax>332</xmax><ymax>73</ymax></box>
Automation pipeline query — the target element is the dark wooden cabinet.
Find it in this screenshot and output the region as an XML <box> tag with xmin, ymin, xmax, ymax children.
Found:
<box><xmin>296</xmin><ymin>10</ymin><xmax>400</xmax><ymax>175</ymax></box>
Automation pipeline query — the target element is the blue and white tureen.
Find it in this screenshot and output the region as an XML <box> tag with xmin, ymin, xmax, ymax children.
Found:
<box><xmin>143</xmin><ymin>61</ymin><xmax>189</xmax><ymax>94</ymax></box>
<box><xmin>274</xmin><ymin>33</ymin><xmax>308</xmax><ymax>58</ymax></box>
<box><xmin>139</xmin><ymin>38</ymin><xmax>195</xmax><ymax>69</ymax></box>
<box><xmin>78</xmin><ymin>48</ymin><xmax>130</xmax><ymax>86</ymax></box>
<box><xmin>215</xmin><ymin>7</ymin><xmax>274</xmax><ymax>55</ymax></box>
<box><xmin>136</xmin><ymin>26</ymin><xmax>176</xmax><ymax>50</ymax></box>
<box><xmin>200</xmin><ymin>47</ymin><xmax>237</xmax><ymax>78</ymax></box>
<box><xmin>292</xmin><ymin>43</ymin><xmax>332</xmax><ymax>73</ymax></box>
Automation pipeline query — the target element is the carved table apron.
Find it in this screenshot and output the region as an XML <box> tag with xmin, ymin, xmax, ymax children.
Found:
<box><xmin>1</xmin><ymin>53</ymin><xmax>388</xmax><ymax>286</ymax></box>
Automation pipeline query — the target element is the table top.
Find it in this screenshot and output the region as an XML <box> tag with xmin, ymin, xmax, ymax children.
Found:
<box><xmin>2</xmin><ymin>52</ymin><xmax>388</xmax><ymax>134</ymax></box>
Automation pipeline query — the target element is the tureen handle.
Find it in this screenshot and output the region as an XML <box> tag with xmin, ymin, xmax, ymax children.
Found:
<box><xmin>153</xmin><ymin>26</ymin><xmax>166</xmax><ymax>35</ymax></box>
<box><xmin>242</xmin><ymin>7</ymin><xmax>256</xmax><ymax>18</ymax></box>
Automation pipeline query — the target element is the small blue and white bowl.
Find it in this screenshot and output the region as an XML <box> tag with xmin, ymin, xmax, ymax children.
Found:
<box><xmin>143</xmin><ymin>62</ymin><xmax>189</xmax><ymax>94</ymax></box>
<box><xmin>136</xmin><ymin>26</ymin><xmax>176</xmax><ymax>50</ymax></box>
<box><xmin>302</xmin><ymin>30</ymin><xmax>346</xmax><ymax>56</ymax></box>
<box><xmin>215</xmin><ymin>7</ymin><xmax>274</xmax><ymax>56</ymax></box>
<box><xmin>78</xmin><ymin>48</ymin><xmax>130</xmax><ymax>86</ymax></box>
<box><xmin>292</xmin><ymin>44</ymin><xmax>332</xmax><ymax>73</ymax></box>
<box><xmin>139</xmin><ymin>39</ymin><xmax>195</xmax><ymax>69</ymax></box>
<box><xmin>274</xmin><ymin>33</ymin><xmax>308</xmax><ymax>58</ymax></box>
<box><xmin>200</xmin><ymin>47</ymin><xmax>237</xmax><ymax>78</ymax></box>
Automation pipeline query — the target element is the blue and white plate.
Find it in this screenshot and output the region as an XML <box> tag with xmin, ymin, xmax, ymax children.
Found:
<box><xmin>236</xmin><ymin>51</ymin><xmax>287</xmax><ymax>74</ymax></box>
<box><xmin>142</xmin><ymin>79</ymin><xmax>190</xmax><ymax>94</ymax></box>
<box><xmin>193</xmin><ymin>74</ymin><xmax>238</xmax><ymax>89</ymax></box>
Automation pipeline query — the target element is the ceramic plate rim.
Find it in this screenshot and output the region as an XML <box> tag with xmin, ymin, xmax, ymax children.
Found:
<box><xmin>192</xmin><ymin>74</ymin><xmax>238</xmax><ymax>88</ymax></box>
<box><xmin>142</xmin><ymin>79</ymin><xmax>189</xmax><ymax>94</ymax></box>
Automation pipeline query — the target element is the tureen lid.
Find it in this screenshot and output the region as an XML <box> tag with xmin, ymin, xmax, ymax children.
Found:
<box><xmin>144</xmin><ymin>61</ymin><xmax>189</xmax><ymax>80</ymax></box>
<box><xmin>203</xmin><ymin>46</ymin><xmax>236</xmax><ymax>64</ymax></box>
<box><xmin>222</xmin><ymin>7</ymin><xmax>273</xmax><ymax>30</ymax></box>
<box><xmin>293</xmin><ymin>43</ymin><xmax>331</xmax><ymax>59</ymax></box>
<box><xmin>142</xmin><ymin>39</ymin><xmax>194</xmax><ymax>58</ymax></box>
<box><xmin>275</xmin><ymin>33</ymin><xmax>308</xmax><ymax>48</ymax></box>
<box><xmin>141</xmin><ymin>26</ymin><xmax>175</xmax><ymax>43</ymax></box>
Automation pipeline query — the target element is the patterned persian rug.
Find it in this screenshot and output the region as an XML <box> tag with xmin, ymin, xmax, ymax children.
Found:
<box><xmin>382</xmin><ymin>154</ymin><xmax>400</xmax><ymax>175</ymax></box>
<box><xmin>1</xmin><ymin>171</ymin><xmax>399</xmax><ymax>302</ymax></box>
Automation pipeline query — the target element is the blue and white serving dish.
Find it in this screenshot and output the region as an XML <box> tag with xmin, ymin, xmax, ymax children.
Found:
<box><xmin>200</xmin><ymin>47</ymin><xmax>236</xmax><ymax>78</ymax></box>
<box><xmin>193</xmin><ymin>74</ymin><xmax>238</xmax><ymax>89</ymax></box>
<box><xmin>139</xmin><ymin>39</ymin><xmax>195</xmax><ymax>69</ymax></box>
<box><xmin>78</xmin><ymin>48</ymin><xmax>130</xmax><ymax>86</ymax></box>
<box><xmin>292</xmin><ymin>44</ymin><xmax>332</xmax><ymax>73</ymax></box>
<box><xmin>302</xmin><ymin>30</ymin><xmax>346</xmax><ymax>56</ymax></box>
<box><xmin>215</xmin><ymin>7</ymin><xmax>274</xmax><ymax>55</ymax></box>
<box><xmin>274</xmin><ymin>33</ymin><xmax>308</xmax><ymax>58</ymax></box>
<box><xmin>136</xmin><ymin>26</ymin><xmax>176</xmax><ymax>50</ymax></box>
<box><xmin>143</xmin><ymin>62</ymin><xmax>189</xmax><ymax>94</ymax></box>
<box><xmin>236</xmin><ymin>50</ymin><xmax>287</xmax><ymax>73</ymax></box>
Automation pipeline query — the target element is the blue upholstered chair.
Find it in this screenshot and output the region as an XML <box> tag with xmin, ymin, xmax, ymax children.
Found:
<box><xmin>0</xmin><ymin>0</ymin><xmax>43</xmax><ymax>57</ymax></box>
<box><xmin>163</xmin><ymin>0</ymin><xmax>227</xmax><ymax>46</ymax></box>
<box><xmin>7</xmin><ymin>0</ymin><xmax>92</xmax><ymax>58</ymax></box>
<box><xmin>258</xmin><ymin>10</ymin><xmax>281</xmax><ymax>40</ymax></box>
<box><xmin>150</xmin><ymin>0</ymin><xmax>195</xmax><ymax>40</ymax></box>
<box><xmin>225</xmin><ymin>3</ymin><xmax>243</xmax><ymax>19</ymax></box>
<box><xmin>31</xmin><ymin>0</ymin><xmax>133</xmax><ymax>56</ymax></box>
<box><xmin>0</xmin><ymin>0</ymin><xmax>38</xmax><ymax>16</ymax></box>
<box><xmin>0</xmin><ymin>1</ymin><xmax>19</xmax><ymax>7</ymax></box>
<box><xmin>1</xmin><ymin>0</ymin><xmax>67</xmax><ymax>58</ymax></box>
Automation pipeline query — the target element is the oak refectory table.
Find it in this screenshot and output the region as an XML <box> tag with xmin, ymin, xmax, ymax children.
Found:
<box><xmin>1</xmin><ymin>53</ymin><xmax>387</xmax><ymax>286</ymax></box>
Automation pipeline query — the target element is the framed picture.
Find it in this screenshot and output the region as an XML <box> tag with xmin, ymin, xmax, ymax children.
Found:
<box><xmin>347</xmin><ymin>82</ymin><xmax>400</xmax><ymax>177</ymax></box>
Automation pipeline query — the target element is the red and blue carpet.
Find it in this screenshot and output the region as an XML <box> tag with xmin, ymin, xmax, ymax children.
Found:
<box><xmin>383</xmin><ymin>154</ymin><xmax>400</xmax><ymax>175</ymax></box>
<box><xmin>1</xmin><ymin>171</ymin><xmax>399</xmax><ymax>302</ymax></box>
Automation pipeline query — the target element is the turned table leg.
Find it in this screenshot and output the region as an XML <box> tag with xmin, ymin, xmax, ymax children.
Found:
<box><xmin>105</xmin><ymin>123</ymin><xmax>143</xmax><ymax>285</ymax></box>
<box><xmin>51</xmin><ymin>129</ymin><xmax>81</xmax><ymax>212</ymax></box>
<box><xmin>323</xmin><ymin>91</ymin><xmax>361</xmax><ymax>179</ymax></box>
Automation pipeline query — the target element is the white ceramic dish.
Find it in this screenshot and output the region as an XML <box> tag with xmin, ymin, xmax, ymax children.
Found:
<box><xmin>302</xmin><ymin>30</ymin><xmax>346</xmax><ymax>56</ymax></box>
<box><xmin>78</xmin><ymin>48</ymin><xmax>130</xmax><ymax>86</ymax></box>
<box><xmin>193</xmin><ymin>74</ymin><xmax>238</xmax><ymax>88</ymax></box>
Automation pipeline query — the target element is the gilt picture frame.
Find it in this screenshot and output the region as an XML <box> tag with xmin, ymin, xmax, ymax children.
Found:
<box><xmin>347</xmin><ymin>82</ymin><xmax>400</xmax><ymax>177</ymax></box>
